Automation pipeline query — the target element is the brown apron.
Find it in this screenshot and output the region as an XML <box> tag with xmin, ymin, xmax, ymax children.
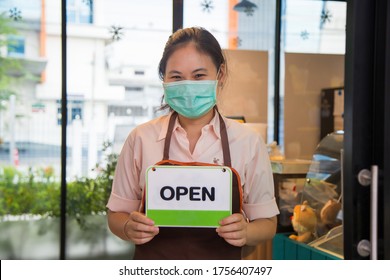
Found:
<box><xmin>134</xmin><ymin>111</ymin><xmax>243</xmax><ymax>260</ymax></box>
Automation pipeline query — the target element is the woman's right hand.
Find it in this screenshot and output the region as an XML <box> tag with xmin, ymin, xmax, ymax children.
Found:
<box><xmin>124</xmin><ymin>211</ymin><xmax>159</xmax><ymax>245</ymax></box>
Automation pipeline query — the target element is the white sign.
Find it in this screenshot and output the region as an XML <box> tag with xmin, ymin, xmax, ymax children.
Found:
<box><xmin>145</xmin><ymin>165</ymin><xmax>233</xmax><ymax>227</ymax></box>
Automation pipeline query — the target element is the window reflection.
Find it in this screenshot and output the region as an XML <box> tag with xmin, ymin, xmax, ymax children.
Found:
<box><xmin>284</xmin><ymin>0</ymin><xmax>346</xmax><ymax>54</ymax></box>
<box><xmin>67</xmin><ymin>0</ymin><xmax>93</xmax><ymax>24</ymax></box>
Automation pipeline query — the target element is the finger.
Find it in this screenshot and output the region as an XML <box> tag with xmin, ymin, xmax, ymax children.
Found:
<box><xmin>216</xmin><ymin>223</ymin><xmax>242</xmax><ymax>235</ymax></box>
<box><xmin>132</xmin><ymin>229</ymin><xmax>159</xmax><ymax>244</ymax></box>
<box><xmin>223</xmin><ymin>237</ymin><xmax>246</xmax><ymax>247</ymax></box>
<box><xmin>125</xmin><ymin>221</ymin><xmax>159</xmax><ymax>245</ymax></box>
<box><xmin>132</xmin><ymin>235</ymin><xmax>155</xmax><ymax>245</ymax></box>
<box><xmin>219</xmin><ymin>213</ymin><xmax>244</xmax><ymax>226</ymax></box>
<box><xmin>131</xmin><ymin>223</ymin><xmax>159</xmax><ymax>235</ymax></box>
<box><xmin>128</xmin><ymin>218</ymin><xmax>159</xmax><ymax>236</ymax></box>
<box><xmin>217</xmin><ymin>230</ymin><xmax>246</xmax><ymax>247</ymax></box>
<box><xmin>217</xmin><ymin>216</ymin><xmax>246</xmax><ymax>234</ymax></box>
<box><xmin>130</xmin><ymin>211</ymin><xmax>155</xmax><ymax>226</ymax></box>
<box><xmin>217</xmin><ymin>221</ymin><xmax>245</xmax><ymax>237</ymax></box>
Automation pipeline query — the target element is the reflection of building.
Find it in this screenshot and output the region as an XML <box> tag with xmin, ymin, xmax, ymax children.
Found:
<box><xmin>233</xmin><ymin>0</ymin><xmax>277</xmax><ymax>145</ymax></box>
<box><xmin>0</xmin><ymin>0</ymin><xmax>166</xmax><ymax>177</ymax></box>
<box><xmin>233</xmin><ymin>0</ymin><xmax>276</xmax><ymax>51</ymax></box>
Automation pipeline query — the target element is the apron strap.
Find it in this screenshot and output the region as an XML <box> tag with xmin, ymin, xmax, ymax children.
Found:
<box><xmin>163</xmin><ymin>110</ymin><xmax>232</xmax><ymax>167</ymax></box>
<box><xmin>162</xmin><ymin>111</ymin><xmax>178</xmax><ymax>160</ymax></box>
<box><xmin>218</xmin><ymin>112</ymin><xmax>232</xmax><ymax>167</ymax></box>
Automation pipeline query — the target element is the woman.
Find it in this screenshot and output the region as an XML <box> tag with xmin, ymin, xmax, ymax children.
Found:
<box><xmin>106</xmin><ymin>27</ymin><xmax>279</xmax><ymax>259</ymax></box>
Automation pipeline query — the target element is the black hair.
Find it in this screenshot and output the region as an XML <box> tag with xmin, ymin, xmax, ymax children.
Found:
<box><xmin>158</xmin><ymin>27</ymin><xmax>226</xmax><ymax>80</ymax></box>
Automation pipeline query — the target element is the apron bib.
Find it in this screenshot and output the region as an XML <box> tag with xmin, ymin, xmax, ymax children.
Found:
<box><xmin>134</xmin><ymin>111</ymin><xmax>243</xmax><ymax>260</ymax></box>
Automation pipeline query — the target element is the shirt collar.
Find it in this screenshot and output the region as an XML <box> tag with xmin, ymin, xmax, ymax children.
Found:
<box><xmin>157</xmin><ymin>111</ymin><xmax>176</xmax><ymax>142</ymax></box>
<box><xmin>157</xmin><ymin>109</ymin><xmax>222</xmax><ymax>142</ymax></box>
<box><xmin>209</xmin><ymin>110</ymin><xmax>222</xmax><ymax>139</ymax></box>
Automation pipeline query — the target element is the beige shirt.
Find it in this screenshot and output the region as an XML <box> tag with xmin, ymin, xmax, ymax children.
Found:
<box><xmin>107</xmin><ymin>111</ymin><xmax>279</xmax><ymax>220</ymax></box>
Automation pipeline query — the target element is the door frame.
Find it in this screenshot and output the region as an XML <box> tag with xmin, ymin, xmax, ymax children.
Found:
<box><xmin>344</xmin><ymin>0</ymin><xmax>390</xmax><ymax>259</ymax></box>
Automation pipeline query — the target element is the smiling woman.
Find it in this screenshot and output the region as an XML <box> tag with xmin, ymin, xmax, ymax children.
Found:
<box><xmin>106</xmin><ymin>26</ymin><xmax>279</xmax><ymax>260</ymax></box>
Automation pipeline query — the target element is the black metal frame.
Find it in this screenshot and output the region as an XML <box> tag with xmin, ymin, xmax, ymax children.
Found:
<box><xmin>344</xmin><ymin>0</ymin><xmax>389</xmax><ymax>259</ymax></box>
<box><xmin>273</xmin><ymin>0</ymin><xmax>282</xmax><ymax>144</ymax></box>
<box><xmin>173</xmin><ymin>0</ymin><xmax>183</xmax><ymax>32</ymax></box>
<box><xmin>60</xmin><ymin>0</ymin><xmax>67</xmax><ymax>260</ymax></box>
<box><xmin>383</xmin><ymin>0</ymin><xmax>390</xmax><ymax>261</ymax></box>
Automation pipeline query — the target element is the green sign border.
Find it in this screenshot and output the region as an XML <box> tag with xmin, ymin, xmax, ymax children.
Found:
<box><xmin>147</xmin><ymin>209</ymin><xmax>231</xmax><ymax>227</ymax></box>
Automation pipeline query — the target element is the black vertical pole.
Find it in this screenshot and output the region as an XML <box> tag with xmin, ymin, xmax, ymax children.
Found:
<box><xmin>172</xmin><ymin>0</ymin><xmax>183</xmax><ymax>32</ymax></box>
<box><xmin>382</xmin><ymin>0</ymin><xmax>390</xmax><ymax>260</ymax></box>
<box><xmin>344</xmin><ymin>0</ymin><xmax>375</xmax><ymax>259</ymax></box>
<box><xmin>274</xmin><ymin>0</ymin><xmax>281</xmax><ymax>144</ymax></box>
<box><xmin>60</xmin><ymin>0</ymin><xmax>67</xmax><ymax>260</ymax></box>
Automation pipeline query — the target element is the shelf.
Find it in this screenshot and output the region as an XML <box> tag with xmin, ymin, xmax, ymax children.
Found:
<box><xmin>272</xmin><ymin>233</ymin><xmax>341</xmax><ymax>260</ymax></box>
<box><xmin>271</xmin><ymin>159</ymin><xmax>312</xmax><ymax>174</ymax></box>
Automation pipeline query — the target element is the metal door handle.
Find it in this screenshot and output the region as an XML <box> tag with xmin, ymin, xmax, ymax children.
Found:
<box><xmin>357</xmin><ymin>165</ymin><xmax>378</xmax><ymax>260</ymax></box>
<box><xmin>370</xmin><ymin>165</ymin><xmax>378</xmax><ymax>260</ymax></box>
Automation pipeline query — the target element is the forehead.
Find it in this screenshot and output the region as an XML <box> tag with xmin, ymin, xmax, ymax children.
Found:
<box><xmin>165</xmin><ymin>43</ymin><xmax>216</xmax><ymax>72</ymax></box>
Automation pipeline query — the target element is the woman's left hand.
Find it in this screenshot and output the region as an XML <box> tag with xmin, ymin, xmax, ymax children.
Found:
<box><xmin>216</xmin><ymin>213</ymin><xmax>248</xmax><ymax>247</ymax></box>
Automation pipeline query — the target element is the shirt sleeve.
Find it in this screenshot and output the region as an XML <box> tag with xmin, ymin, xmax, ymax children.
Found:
<box><xmin>106</xmin><ymin>132</ymin><xmax>142</xmax><ymax>213</ymax></box>
<box><xmin>242</xmin><ymin>135</ymin><xmax>280</xmax><ymax>220</ymax></box>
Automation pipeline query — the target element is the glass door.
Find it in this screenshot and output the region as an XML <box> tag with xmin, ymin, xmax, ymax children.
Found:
<box><xmin>0</xmin><ymin>0</ymin><xmax>62</xmax><ymax>259</ymax></box>
<box><xmin>63</xmin><ymin>0</ymin><xmax>172</xmax><ymax>260</ymax></box>
<box><xmin>344</xmin><ymin>0</ymin><xmax>390</xmax><ymax>260</ymax></box>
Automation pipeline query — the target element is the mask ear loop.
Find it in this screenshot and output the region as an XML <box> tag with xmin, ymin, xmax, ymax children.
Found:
<box><xmin>216</xmin><ymin>65</ymin><xmax>225</xmax><ymax>88</ymax></box>
<box><xmin>215</xmin><ymin>67</ymin><xmax>223</xmax><ymax>111</ymax></box>
<box><xmin>217</xmin><ymin>67</ymin><xmax>221</xmax><ymax>85</ymax></box>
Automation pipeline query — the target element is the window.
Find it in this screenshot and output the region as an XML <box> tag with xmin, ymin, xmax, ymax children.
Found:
<box><xmin>7</xmin><ymin>35</ymin><xmax>25</xmax><ymax>57</ymax></box>
<box><xmin>57</xmin><ymin>100</ymin><xmax>84</xmax><ymax>125</ymax></box>
<box><xmin>125</xmin><ymin>86</ymin><xmax>143</xmax><ymax>92</ymax></box>
<box><xmin>107</xmin><ymin>105</ymin><xmax>146</xmax><ymax>117</ymax></box>
<box><xmin>134</xmin><ymin>70</ymin><xmax>145</xmax><ymax>75</ymax></box>
<box><xmin>67</xmin><ymin>0</ymin><xmax>93</xmax><ymax>24</ymax></box>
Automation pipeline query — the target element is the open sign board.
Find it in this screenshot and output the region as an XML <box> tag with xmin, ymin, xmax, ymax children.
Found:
<box><xmin>145</xmin><ymin>165</ymin><xmax>232</xmax><ymax>227</ymax></box>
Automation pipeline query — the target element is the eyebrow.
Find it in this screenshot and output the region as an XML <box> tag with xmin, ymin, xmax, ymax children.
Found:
<box><xmin>167</xmin><ymin>68</ymin><xmax>208</xmax><ymax>75</ymax></box>
<box><xmin>192</xmin><ymin>68</ymin><xmax>208</xmax><ymax>73</ymax></box>
<box><xmin>167</xmin><ymin>70</ymin><xmax>182</xmax><ymax>75</ymax></box>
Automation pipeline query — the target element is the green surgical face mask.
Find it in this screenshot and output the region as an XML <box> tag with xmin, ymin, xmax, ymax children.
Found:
<box><xmin>163</xmin><ymin>80</ymin><xmax>217</xmax><ymax>119</ymax></box>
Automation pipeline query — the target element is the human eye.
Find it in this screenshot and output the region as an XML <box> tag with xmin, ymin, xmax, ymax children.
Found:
<box><xmin>167</xmin><ymin>74</ymin><xmax>182</xmax><ymax>81</ymax></box>
<box><xmin>194</xmin><ymin>73</ymin><xmax>207</xmax><ymax>79</ymax></box>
